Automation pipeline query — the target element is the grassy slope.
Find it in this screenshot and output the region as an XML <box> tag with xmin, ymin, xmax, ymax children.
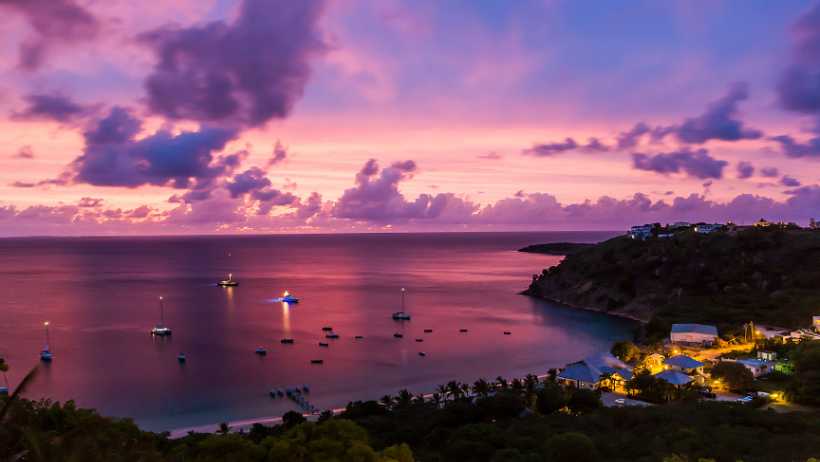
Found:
<box><xmin>525</xmin><ymin>228</ymin><xmax>820</xmax><ymax>331</ymax></box>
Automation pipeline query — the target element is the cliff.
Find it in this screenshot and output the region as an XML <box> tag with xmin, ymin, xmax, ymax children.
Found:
<box><xmin>524</xmin><ymin>228</ymin><xmax>820</xmax><ymax>331</ymax></box>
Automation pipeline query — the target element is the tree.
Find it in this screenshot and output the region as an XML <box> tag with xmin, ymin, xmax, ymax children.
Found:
<box><xmin>543</xmin><ymin>432</ymin><xmax>597</xmax><ymax>462</ymax></box>
<box><xmin>567</xmin><ymin>389</ymin><xmax>601</xmax><ymax>414</ymax></box>
<box><xmin>436</xmin><ymin>384</ymin><xmax>450</xmax><ymax>404</ymax></box>
<box><xmin>611</xmin><ymin>341</ymin><xmax>641</xmax><ymax>363</ymax></box>
<box><xmin>789</xmin><ymin>341</ymin><xmax>820</xmax><ymax>405</ymax></box>
<box><xmin>711</xmin><ymin>361</ymin><xmax>754</xmax><ymax>393</ymax></box>
<box><xmin>536</xmin><ymin>382</ymin><xmax>567</xmax><ymax>414</ymax></box>
<box><xmin>282</xmin><ymin>410</ymin><xmax>306</xmax><ymax>428</ymax></box>
<box><xmin>473</xmin><ymin>378</ymin><xmax>491</xmax><ymax>398</ymax></box>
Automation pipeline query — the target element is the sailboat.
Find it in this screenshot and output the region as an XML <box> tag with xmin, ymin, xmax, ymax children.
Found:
<box><xmin>217</xmin><ymin>273</ymin><xmax>239</xmax><ymax>287</ymax></box>
<box><xmin>392</xmin><ymin>288</ymin><xmax>411</xmax><ymax>320</ymax></box>
<box><xmin>40</xmin><ymin>321</ymin><xmax>53</xmax><ymax>362</ymax></box>
<box><xmin>151</xmin><ymin>296</ymin><xmax>172</xmax><ymax>336</ymax></box>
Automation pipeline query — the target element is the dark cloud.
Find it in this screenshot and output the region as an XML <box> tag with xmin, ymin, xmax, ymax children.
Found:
<box><xmin>672</xmin><ymin>82</ymin><xmax>763</xmax><ymax>144</ymax></box>
<box><xmin>267</xmin><ymin>141</ymin><xmax>288</xmax><ymax>167</ymax></box>
<box><xmin>736</xmin><ymin>161</ymin><xmax>755</xmax><ymax>179</ymax></box>
<box><xmin>139</xmin><ymin>0</ymin><xmax>327</xmax><ymax>128</ymax></box>
<box><xmin>524</xmin><ymin>137</ymin><xmax>609</xmax><ymax>157</ymax></box>
<box><xmin>777</xmin><ymin>3</ymin><xmax>820</xmax><ymax>114</ymax></box>
<box><xmin>770</xmin><ymin>134</ymin><xmax>820</xmax><ymax>158</ymax></box>
<box><xmin>632</xmin><ymin>148</ymin><xmax>728</xmax><ymax>179</ymax></box>
<box><xmin>616</xmin><ymin>123</ymin><xmax>651</xmax><ymax>150</ymax></box>
<box><xmin>69</xmin><ymin>106</ymin><xmax>238</xmax><ymax>188</ymax></box>
<box><xmin>77</xmin><ymin>197</ymin><xmax>103</xmax><ymax>208</ymax></box>
<box><xmin>226</xmin><ymin>167</ymin><xmax>297</xmax><ymax>214</ymax></box>
<box><xmin>760</xmin><ymin>167</ymin><xmax>780</xmax><ymax>178</ymax></box>
<box><xmin>0</xmin><ymin>0</ymin><xmax>99</xmax><ymax>71</ymax></box>
<box><xmin>10</xmin><ymin>181</ymin><xmax>36</xmax><ymax>188</ymax></box>
<box><xmin>12</xmin><ymin>93</ymin><xmax>94</xmax><ymax>122</ymax></box>
<box><xmin>780</xmin><ymin>175</ymin><xmax>802</xmax><ymax>187</ymax></box>
<box><xmin>14</xmin><ymin>146</ymin><xmax>34</xmax><ymax>159</ymax></box>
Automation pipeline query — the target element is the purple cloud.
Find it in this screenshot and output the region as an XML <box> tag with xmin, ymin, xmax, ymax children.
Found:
<box><xmin>777</xmin><ymin>3</ymin><xmax>820</xmax><ymax>114</ymax></box>
<box><xmin>736</xmin><ymin>161</ymin><xmax>755</xmax><ymax>179</ymax></box>
<box><xmin>12</xmin><ymin>93</ymin><xmax>94</xmax><ymax>122</ymax></box>
<box><xmin>769</xmin><ymin>134</ymin><xmax>820</xmax><ymax>158</ymax></box>
<box><xmin>616</xmin><ymin>123</ymin><xmax>651</xmax><ymax>150</ymax></box>
<box><xmin>760</xmin><ymin>167</ymin><xmax>780</xmax><ymax>178</ymax></box>
<box><xmin>13</xmin><ymin>146</ymin><xmax>34</xmax><ymax>159</ymax></box>
<box><xmin>632</xmin><ymin>148</ymin><xmax>728</xmax><ymax>179</ymax></box>
<box><xmin>524</xmin><ymin>137</ymin><xmax>609</xmax><ymax>156</ymax></box>
<box><xmin>672</xmin><ymin>82</ymin><xmax>763</xmax><ymax>144</ymax></box>
<box><xmin>267</xmin><ymin>141</ymin><xmax>288</xmax><ymax>167</ymax></box>
<box><xmin>0</xmin><ymin>0</ymin><xmax>99</xmax><ymax>71</ymax></box>
<box><xmin>780</xmin><ymin>175</ymin><xmax>802</xmax><ymax>187</ymax></box>
<box><xmin>139</xmin><ymin>0</ymin><xmax>327</xmax><ymax>128</ymax></box>
<box><xmin>69</xmin><ymin>106</ymin><xmax>238</xmax><ymax>188</ymax></box>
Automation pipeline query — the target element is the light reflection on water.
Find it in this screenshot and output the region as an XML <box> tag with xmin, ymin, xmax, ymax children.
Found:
<box><xmin>0</xmin><ymin>231</ymin><xmax>632</xmax><ymax>431</ymax></box>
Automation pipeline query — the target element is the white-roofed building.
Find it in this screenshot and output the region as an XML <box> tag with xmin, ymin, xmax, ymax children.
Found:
<box><xmin>731</xmin><ymin>358</ymin><xmax>774</xmax><ymax>377</ymax></box>
<box><xmin>670</xmin><ymin>323</ymin><xmax>718</xmax><ymax>346</ymax></box>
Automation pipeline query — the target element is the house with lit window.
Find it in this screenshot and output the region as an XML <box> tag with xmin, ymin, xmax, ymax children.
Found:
<box><xmin>557</xmin><ymin>352</ymin><xmax>633</xmax><ymax>391</ymax></box>
<box><xmin>664</xmin><ymin>355</ymin><xmax>705</xmax><ymax>374</ymax></box>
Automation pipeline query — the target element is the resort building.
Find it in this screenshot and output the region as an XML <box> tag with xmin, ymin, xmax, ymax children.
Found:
<box><xmin>641</xmin><ymin>353</ymin><xmax>666</xmax><ymax>374</ymax></box>
<box><xmin>757</xmin><ymin>351</ymin><xmax>777</xmax><ymax>361</ymax></box>
<box><xmin>727</xmin><ymin>358</ymin><xmax>774</xmax><ymax>378</ymax></box>
<box><xmin>664</xmin><ymin>355</ymin><xmax>705</xmax><ymax>374</ymax></box>
<box><xmin>670</xmin><ymin>324</ymin><xmax>718</xmax><ymax>346</ymax></box>
<box><xmin>557</xmin><ymin>352</ymin><xmax>633</xmax><ymax>391</ymax></box>
<box><xmin>754</xmin><ymin>218</ymin><xmax>772</xmax><ymax>228</ymax></box>
<box><xmin>628</xmin><ymin>224</ymin><xmax>654</xmax><ymax>240</ymax></box>
<box><xmin>694</xmin><ymin>223</ymin><xmax>722</xmax><ymax>234</ymax></box>
<box><xmin>654</xmin><ymin>370</ymin><xmax>693</xmax><ymax>386</ymax></box>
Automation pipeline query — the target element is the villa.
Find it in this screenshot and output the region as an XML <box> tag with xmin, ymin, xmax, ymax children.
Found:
<box><xmin>727</xmin><ymin>358</ymin><xmax>774</xmax><ymax>378</ymax></box>
<box><xmin>628</xmin><ymin>224</ymin><xmax>654</xmax><ymax>240</ymax></box>
<box><xmin>664</xmin><ymin>355</ymin><xmax>705</xmax><ymax>374</ymax></box>
<box><xmin>670</xmin><ymin>324</ymin><xmax>718</xmax><ymax>346</ymax></box>
<box><xmin>557</xmin><ymin>352</ymin><xmax>633</xmax><ymax>391</ymax></box>
<box><xmin>654</xmin><ymin>370</ymin><xmax>693</xmax><ymax>386</ymax></box>
<box><xmin>694</xmin><ymin>223</ymin><xmax>722</xmax><ymax>234</ymax></box>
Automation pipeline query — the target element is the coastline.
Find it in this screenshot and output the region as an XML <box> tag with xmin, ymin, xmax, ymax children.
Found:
<box><xmin>521</xmin><ymin>290</ymin><xmax>649</xmax><ymax>324</ymax></box>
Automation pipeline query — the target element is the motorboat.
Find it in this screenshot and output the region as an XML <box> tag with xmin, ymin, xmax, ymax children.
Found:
<box><xmin>415</xmin><ymin>338</ymin><xmax>424</xmax><ymax>342</ymax></box>
<box><xmin>177</xmin><ymin>353</ymin><xmax>186</xmax><ymax>363</ymax></box>
<box><xmin>255</xmin><ymin>347</ymin><xmax>267</xmax><ymax>356</ymax></box>
<box><xmin>503</xmin><ymin>331</ymin><xmax>511</xmax><ymax>335</ymax></box>
<box><xmin>354</xmin><ymin>335</ymin><xmax>364</xmax><ymax>340</ymax></box>
<box><xmin>391</xmin><ymin>287</ymin><xmax>411</xmax><ymax>320</ymax></box>
<box><xmin>217</xmin><ymin>273</ymin><xmax>239</xmax><ymax>287</ymax></box>
<box><xmin>418</xmin><ymin>352</ymin><xmax>426</xmax><ymax>357</ymax></box>
<box><xmin>280</xmin><ymin>338</ymin><xmax>295</xmax><ymax>344</ymax></box>
<box><xmin>310</xmin><ymin>359</ymin><xmax>324</xmax><ymax>364</ymax></box>
<box><xmin>274</xmin><ymin>291</ymin><xmax>299</xmax><ymax>303</ymax></box>
<box><xmin>321</xmin><ymin>326</ymin><xmax>333</xmax><ymax>332</ymax></box>
<box><xmin>40</xmin><ymin>321</ymin><xmax>53</xmax><ymax>362</ymax></box>
<box><xmin>319</xmin><ymin>342</ymin><xmax>329</xmax><ymax>347</ymax></box>
<box><xmin>459</xmin><ymin>328</ymin><xmax>469</xmax><ymax>333</ymax></box>
<box><xmin>151</xmin><ymin>297</ymin><xmax>172</xmax><ymax>336</ymax></box>
<box><xmin>423</xmin><ymin>329</ymin><xmax>433</xmax><ymax>333</ymax></box>
<box><xmin>393</xmin><ymin>333</ymin><xmax>404</xmax><ymax>339</ymax></box>
<box><xmin>325</xmin><ymin>333</ymin><xmax>340</xmax><ymax>339</ymax></box>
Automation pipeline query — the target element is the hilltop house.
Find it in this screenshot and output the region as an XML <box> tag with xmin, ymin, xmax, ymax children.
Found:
<box><xmin>726</xmin><ymin>358</ymin><xmax>774</xmax><ymax>378</ymax></box>
<box><xmin>664</xmin><ymin>355</ymin><xmax>705</xmax><ymax>374</ymax></box>
<box><xmin>654</xmin><ymin>370</ymin><xmax>693</xmax><ymax>386</ymax></box>
<box><xmin>628</xmin><ymin>224</ymin><xmax>654</xmax><ymax>240</ymax></box>
<box><xmin>694</xmin><ymin>223</ymin><xmax>722</xmax><ymax>234</ymax></box>
<box><xmin>557</xmin><ymin>352</ymin><xmax>633</xmax><ymax>390</ymax></box>
<box><xmin>670</xmin><ymin>324</ymin><xmax>718</xmax><ymax>346</ymax></box>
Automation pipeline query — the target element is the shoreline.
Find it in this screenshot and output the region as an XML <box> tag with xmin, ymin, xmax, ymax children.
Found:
<box><xmin>521</xmin><ymin>291</ymin><xmax>649</xmax><ymax>324</ymax></box>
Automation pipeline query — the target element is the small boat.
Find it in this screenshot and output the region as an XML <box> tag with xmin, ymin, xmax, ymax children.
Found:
<box><xmin>255</xmin><ymin>347</ymin><xmax>267</xmax><ymax>355</ymax></box>
<box><xmin>280</xmin><ymin>338</ymin><xmax>295</xmax><ymax>344</ymax></box>
<box><xmin>325</xmin><ymin>333</ymin><xmax>340</xmax><ymax>339</ymax></box>
<box><xmin>393</xmin><ymin>333</ymin><xmax>404</xmax><ymax>338</ymax></box>
<box><xmin>459</xmin><ymin>328</ymin><xmax>468</xmax><ymax>333</ymax></box>
<box><xmin>151</xmin><ymin>297</ymin><xmax>172</xmax><ymax>336</ymax></box>
<box><xmin>391</xmin><ymin>288</ymin><xmax>411</xmax><ymax>320</ymax></box>
<box><xmin>503</xmin><ymin>331</ymin><xmax>511</xmax><ymax>335</ymax></box>
<box><xmin>321</xmin><ymin>326</ymin><xmax>333</xmax><ymax>331</ymax></box>
<box><xmin>177</xmin><ymin>353</ymin><xmax>186</xmax><ymax>363</ymax></box>
<box><xmin>418</xmin><ymin>352</ymin><xmax>426</xmax><ymax>357</ymax></box>
<box><xmin>274</xmin><ymin>291</ymin><xmax>299</xmax><ymax>303</ymax></box>
<box><xmin>40</xmin><ymin>321</ymin><xmax>53</xmax><ymax>362</ymax></box>
<box><xmin>424</xmin><ymin>329</ymin><xmax>433</xmax><ymax>333</ymax></box>
<box><xmin>354</xmin><ymin>335</ymin><xmax>364</xmax><ymax>340</ymax></box>
<box><xmin>415</xmin><ymin>338</ymin><xmax>424</xmax><ymax>342</ymax></box>
<box><xmin>217</xmin><ymin>273</ymin><xmax>239</xmax><ymax>287</ymax></box>
<box><xmin>319</xmin><ymin>342</ymin><xmax>329</xmax><ymax>347</ymax></box>
<box><xmin>310</xmin><ymin>359</ymin><xmax>324</xmax><ymax>365</ymax></box>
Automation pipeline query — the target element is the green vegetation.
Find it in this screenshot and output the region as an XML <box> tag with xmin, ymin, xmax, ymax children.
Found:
<box><xmin>518</xmin><ymin>242</ymin><xmax>593</xmax><ymax>255</ymax></box>
<box><xmin>791</xmin><ymin>341</ymin><xmax>820</xmax><ymax>406</ymax></box>
<box><xmin>2</xmin><ymin>374</ymin><xmax>820</xmax><ymax>462</ymax></box>
<box><xmin>610</xmin><ymin>340</ymin><xmax>641</xmax><ymax>363</ymax></box>
<box><xmin>525</xmin><ymin>227</ymin><xmax>820</xmax><ymax>334</ymax></box>
<box><xmin>710</xmin><ymin>362</ymin><xmax>754</xmax><ymax>393</ymax></box>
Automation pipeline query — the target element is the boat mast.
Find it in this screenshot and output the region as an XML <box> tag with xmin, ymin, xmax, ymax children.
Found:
<box><xmin>401</xmin><ymin>287</ymin><xmax>406</xmax><ymax>311</ymax></box>
<box><xmin>44</xmin><ymin>321</ymin><xmax>50</xmax><ymax>348</ymax></box>
<box><xmin>159</xmin><ymin>296</ymin><xmax>164</xmax><ymax>325</ymax></box>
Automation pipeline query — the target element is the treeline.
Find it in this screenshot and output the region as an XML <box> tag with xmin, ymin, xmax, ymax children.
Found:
<box><xmin>2</xmin><ymin>374</ymin><xmax>819</xmax><ymax>461</ymax></box>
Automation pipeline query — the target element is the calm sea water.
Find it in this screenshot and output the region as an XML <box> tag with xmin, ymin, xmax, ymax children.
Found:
<box><xmin>0</xmin><ymin>232</ymin><xmax>634</xmax><ymax>431</ymax></box>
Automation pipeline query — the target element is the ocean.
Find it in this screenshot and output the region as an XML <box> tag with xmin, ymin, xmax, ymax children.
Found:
<box><xmin>0</xmin><ymin>231</ymin><xmax>635</xmax><ymax>431</ymax></box>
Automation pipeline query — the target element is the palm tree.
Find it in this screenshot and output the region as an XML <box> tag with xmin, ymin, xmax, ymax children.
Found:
<box><xmin>431</xmin><ymin>392</ymin><xmax>442</xmax><ymax>407</ymax></box>
<box><xmin>380</xmin><ymin>394</ymin><xmax>395</xmax><ymax>410</ymax></box>
<box><xmin>396</xmin><ymin>389</ymin><xmax>413</xmax><ymax>409</ymax></box>
<box><xmin>446</xmin><ymin>381</ymin><xmax>462</xmax><ymax>400</ymax></box>
<box><xmin>524</xmin><ymin>374</ymin><xmax>539</xmax><ymax>394</ymax></box>
<box><xmin>472</xmin><ymin>378</ymin><xmax>490</xmax><ymax>398</ymax></box>
<box><xmin>496</xmin><ymin>376</ymin><xmax>509</xmax><ymax>390</ymax></box>
<box><xmin>435</xmin><ymin>385</ymin><xmax>449</xmax><ymax>404</ymax></box>
<box><xmin>511</xmin><ymin>378</ymin><xmax>524</xmax><ymax>393</ymax></box>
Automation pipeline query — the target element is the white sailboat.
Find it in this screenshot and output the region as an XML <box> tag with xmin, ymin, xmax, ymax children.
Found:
<box><xmin>151</xmin><ymin>296</ymin><xmax>172</xmax><ymax>336</ymax></box>
<box><xmin>40</xmin><ymin>321</ymin><xmax>53</xmax><ymax>362</ymax></box>
<box><xmin>392</xmin><ymin>288</ymin><xmax>411</xmax><ymax>320</ymax></box>
<box><xmin>217</xmin><ymin>273</ymin><xmax>239</xmax><ymax>287</ymax></box>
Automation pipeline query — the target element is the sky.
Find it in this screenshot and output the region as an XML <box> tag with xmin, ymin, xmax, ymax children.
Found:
<box><xmin>0</xmin><ymin>0</ymin><xmax>819</xmax><ymax>236</ymax></box>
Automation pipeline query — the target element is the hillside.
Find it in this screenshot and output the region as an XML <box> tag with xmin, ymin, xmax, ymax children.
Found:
<box><xmin>524</xmin><ymin>228</ymin><xmax>820</xmax><ymax>333</ymax></box>
<box><xmin>518</xmin><ymin>242</ymin><xmax>593</xmax><ymax>255</ymax></box>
